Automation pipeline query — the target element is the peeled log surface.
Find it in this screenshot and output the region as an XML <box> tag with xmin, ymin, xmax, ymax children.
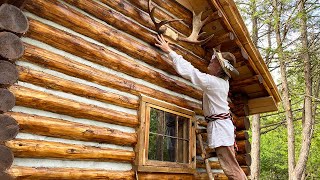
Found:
<box><xmin>17</xmin><ymin>66</ymin><xmax>139</xmax><ymax>110</ymax></box>
<box><xmin>22</xmin><ymin>44</ymin><xmax>202</xmax><ymax>114</ymax></box>
<box><xmin>138</xmin><ymin>173</ymin><xmax>194</xmax><ymax>180</ymax></box>
<box><xmin>24</xmin><ymin>0</ymin><xmax>209</xmax><ymax>75</ymax></box>
<box><xmin>0</xmin><ymin>114</ymin><xmax>19</xmax><ymax>141</ymax></box>
<box><xmin>0</xmin><ymin>32</ymin><xmax>24</xmax><ymax>60</ymax></box>
<box><xmin>195</xmin><ymin>172</ymin><xmax>228</xmax><ymax>180</ymax></box>
<box><xmin>236</xmin><ymin>153</ymin><xmax>252</xmax><ymax>166</ymax></box>
<box><xmin>63</xmin><ymin>0</ymin><xmax>206</xmax><ymax>60</ymax></box>
<box><xmin>0</xmin><ymin>4</ymin><xmax>29</xmax><ymax>34</ymax></box>
<box><xmin>197</xmin><ymin>160</ymin><xmax>220</xmax><ymax>169</ymax></box>
<box><xmin>9</xmin><ymin>85</ymin><xmax>139</xmax><ymax>127</ymax></box>
<box><xmin>0</xmin><ymin>0</ymin><xmax>28</xmax><ymax>9</ymax></box>
<box><xmin>7</xmin><ymin>166</ymin><xmax>135</xmax><ymax>180</ymax></box>
<box><xmin>5</xmin><ymin>139</ymin><xmax>135</xmax><ymax>162</ymax></box>
<box><xmin>0</xmin><ymin>88</ymin><xmax>15</xmax><ymax>113</ymax></box>
<box><xmin>201</xmin><ymin>130</ymin><xmax>249</xmax><ymax>141</ymax></box>
<box><xmin>24</xmin><ymin>18</ymin><xmax>203</xmax><ymax>101</ymax></box>
<box><xmin>0</xmin><ymin>145</ymin><xmax>14</xmax><ymax>171</ymax></box>
<box><xmin>0</xmin><ymin>61</ymin><xmax>18</xmax><ymax>87</ymax></box>
<box><xmin>236</xmin><ymin>140</ymin><xmax>251</xmax><ymax>154</ymax></box>
<box><xmin>6</xmin><ymin>112</ymin><xmax>137</xmax><ymax>146</ymax></box>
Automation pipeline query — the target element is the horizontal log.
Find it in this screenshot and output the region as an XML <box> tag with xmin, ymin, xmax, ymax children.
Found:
<box><xmin>236</xmin><ymin>153</ymin><xmax>251</xmax><ymax>166</ymax></box>
<box><xmin>5</xmin><ymin>139</ymin><xmax>135</xmax><ymax>162</ymax></box>
<box><xmin>0</xmin><ymin>4</ymin><xmax>28</xmax><ymax>34</ymax></box>
<box><xmin>22</xmin><ymin>44</ymin><xmax>203</xmax><ymax>114</ymax></box>
<box><xmin>9</xmin><ymin>85</ymin><xmax>139</xmax><ymax>127</ymax></box>
<box><xmin>230</xmin><ymin>75</ymin><xmax>263</xmax><ymax>88</ymax></box>
<box><xmin>6</xmin><ymin>112</ymin><xmax>137</xmax><ymax>146</ymax></box>
<box><xmin>242</xmin><ymin>166</ymin><xmax>251</xmax><ymax>176</ymax></box>
<box><xmin>205</xmin><ymin>32</ymin><xmax>235</xmax><ymax>49</ymax></box>
<box><xmin>196</xmin><ymin>160</ymin><xmax>250</xmax><ymax>175</ymax></box>
<box><xmin>230</xmin><ymin>104</ymin><xmax>249</xmax><ymax>117</ymax></box>
<box><xmin>7</xmin><ymin>166</ymin><xmax>134</xmax><ymax>179</ymax></box>
<box><xmin>0</xmin><ymin>114</ymin><xmax>19</xmax><ymax>141</ymax></box>
<box><xmin>64</xmin><ymin>0</ymin><xmax>206</xmax><ymax>60</ymax></box>
<box><xmin>25</xmin><ymin>18</ymin><xmax>203</xmax><ymax>101</ymax></box>
<box><xmin>0</xmin><ymin>61</ymin><xmax>18</xmax><ymax>87</ymax></box>
<box><xmin>195</xmin><ymin>172</ymin><xmax>228</xmax><ymax>180</ymax></box>
<box><xmin>138</xmin><ymin>173</ymin><xmax>194</xmax><ymax>180</ymax></box>
<box><xmin>25</xmin><ymin>0</ymin><xmax>209</xmax><ymax>75</ymax></box>
<box><xmin>17</xmin><ymin>66</ymin><xmax>139</xmax><ymax>110</ymax></box>
<box><xmin>236</xmin><ymin>140</ymin><xmax>251</xmax><ymax>154</ymax></box>
<box><xmin>0</xmin><ymin>88</ymin><xmax>15</xmax><ymax>113</ymax></box>
<box><xmin>0</xmin><ymin>0</ymin><xmax>28</xmax><ymax>9</ymax></box>
<box><xmin>0</xmin><ymin>145</ymin><xmax>14</xmax><ymax>171</ymax></box>
<box><xmin>0</xmin><ymin>32</ymin><xmax>24</xmax><ymax>60</ymax></box>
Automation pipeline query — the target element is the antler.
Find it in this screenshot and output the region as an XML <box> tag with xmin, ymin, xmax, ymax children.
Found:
<box><xmin>148</xmin><ymin>0</ymin><xmax>183</xmax><ymax>34</ymax></box>
<box><xmin>178</xmin><ymin>11</ymin><xmax>214</xmax><ymax>45</ymax></box>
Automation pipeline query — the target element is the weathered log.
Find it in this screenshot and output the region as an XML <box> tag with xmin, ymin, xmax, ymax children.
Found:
<box><xmin>206</xmin><ymin>32</ymin><xmax>235</xmax><ymax>49</ymax></box>
<box><xmin>0</xmin><ymin>145</ymin><xmax>14</xmax><ymax>171</ymax></box>
<box><xmin>17</xmin><ymin>66</ymin><xmax>139</xmax><ymax>110</ymax></box>
<box><xmin>0</xmin><ymin>0</ymin><xmax>28</xmax><ymax>9</ymax></box>
<box><xmin>22</xmin><ymin>44</ymin><xmax>203</xmax><ymax>114</ymax></box>
<box><xmin>0</xmin><ymin>4</ymin><xmax>28</xmax><ymax>34</ymax></box>
<box><xmin>6</xmin><ymin>112</ymin><xmax>137</xmax><ymax>146</ymax></box>
<box><xmin>25</xmin><ymin>0</ymin><xmax>209</xmax><ymax>75</ymax></box>
<box><xmin>195</xmin><ymin>172</ymin><xmax>228</xmax><ymax>180</ymax></box>
<box><xmin>236</xmin><ymin>140</ymin><xmax>251</xmax><ymax>154</ymax></box>
<box><xmin>0</xmin><ymin>114</ymin><xmax>19</xmax><ymax>141</ymax></box>
<box><xmin>0</xmin><ymin>32</ymin><xmax>24</xmax><ymax>60</ymax></box>
<box><xmin>64</xmin><ymin>0</ymin><xmax>207</xmax><ymax>60</ymax></box>
<box><xmin>9</xmin><ymin>85</ymin><xmax>139</xmax><ymax>127</ymax></box>
<box><xmin>25</xmin><ymin>18</ymin><xmax>203</xmax><ymax>101</ymax></box>
<box><xmin>5</xmin><ymin>139</ymin><xmax>135</xmax><ymax>162</ymax></box>
<box><xmin>138</xmin><ymin>173</ymin><xmax>194</xmax><ymax>180</ymax></box>
<box><xmin>241</xmin><ymin>166</ymin><xmax>251</xmax><ymax>176</ymax></box>
<box><xmin>230</xmin><ymin>75</ymin><xmax>263</xmax><ymax>88</ymax></box>
<box><xmin>7</xmin><ymin>166</ymin><xmax>134</xmax><ymax>180</ymax></box>
<box><xmin>231</xmin><ymin>103</ymin><xmax>249</xmax><ymax>117</ymax></box>
<box><xmin>0</xmin><ymin>61</ymin><xmax>18</xmax><ymax>87</ymax></box>
<box><xmin>0</xmin><ymin>88</ymin><xmax>15</xmax><ymax>113</ymax></box>
<box><xmin>196</xmin><ymin>160</ymin><xmax>220</xmax><ymax>169</ymax></box>
<box><xmin>236</xmin><ymin>153</ymin><xmax>251</xmax><ymax>166</ymax></box>
<box><xmin>0</xmin><ymin>172</ymin><xmax>12</xmax><ymax>180</ymax></box>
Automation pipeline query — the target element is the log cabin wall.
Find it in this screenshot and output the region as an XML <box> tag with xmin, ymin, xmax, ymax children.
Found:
<box><xmin>0</xmin><ymin>0</ymin><xmax>255</xmax><ymax>179</ymax></box>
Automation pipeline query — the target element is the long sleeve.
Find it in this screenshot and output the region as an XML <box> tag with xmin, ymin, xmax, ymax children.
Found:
<box><xmin>169</xmin><ymin>51</ymin><xmax>209</xmax><ymax>90</ymax></box>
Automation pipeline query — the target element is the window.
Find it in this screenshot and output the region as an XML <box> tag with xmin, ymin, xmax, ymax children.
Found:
<box><xmin>135</xmin><ymin>95</ymin><xmax>196</xmax><ymax>174</ymax></box>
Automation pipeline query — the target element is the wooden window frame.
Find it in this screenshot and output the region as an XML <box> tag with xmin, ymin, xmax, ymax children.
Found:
<box><xmin>135</xmin><ymin>94</ymin><xmax>196</xmax><ymax>174</ymax></box>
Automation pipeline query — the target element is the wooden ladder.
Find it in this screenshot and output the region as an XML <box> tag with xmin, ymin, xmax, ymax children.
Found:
<box><xmin>196</xmin><ymin>122</ymin><xmax>214</xmax><ymax>180</ymax></box>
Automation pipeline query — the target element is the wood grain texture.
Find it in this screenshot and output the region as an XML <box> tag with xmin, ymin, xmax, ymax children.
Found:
<box><xmin>21</xmin><ymin>44</ymin><xmax>203</xmax><ymax>114</ymax></box>
<box><xmin>17</xmin><ymin>66</ymin><xmax>139</xmax><ymax>110</ymax></box>
<box><xmin>9</xmin><ymin>85</ymin><xmax>139</xmax><ymax>127</ymax></box>
<box><xmin>0</xmin><ymin>61</ymin><xmax>18</xmax><ymax>87</ymax></box>
<box><xmin>0</xmin><ymin>32</ymin><xmax>24</xmax><ymax>60</ymax></box>
<box><xmin>5</xmin><ymin>139</ymin><xmax>135</xmax><ymax>162</ymax></box>
<box><xmin>24</xmin><ymin>18</ymin><xmax>203</xmax><ymax>101</ymax></box>
<box><xmin>6</xmin><ymin>112</ymin><xmax>137</xmax><ymax>146</ymax></box>
<box><xmin>0</xmin><ymin>114</ymin><xmax>19</xmax><ymax>141</ymax></box>
<box><xmin>0</xmin><ymin>3</ymin><xmax>28</xmax><ymax>34</ymax></box>
<box><xmin>0</xmin><ymin>88</ymin><xmax>15</xmax><ymax>113</ymax></box>
<box><xmin>7</xmin><ymin>166</ymin><xmax>134</xmax><ymax>180</ymax></box>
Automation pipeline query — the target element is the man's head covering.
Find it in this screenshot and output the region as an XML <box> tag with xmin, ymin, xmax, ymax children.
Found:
<box><xmin>212</xmin><ymin>49</ymin><xmax>239</xmax><ymax>78</ymax></box>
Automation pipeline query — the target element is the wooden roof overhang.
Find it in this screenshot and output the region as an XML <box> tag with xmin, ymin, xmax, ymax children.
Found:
<box><xmin>174</xmin><ymin>0</ymin><xmax>281</xmax><ymax>115</ymax></box>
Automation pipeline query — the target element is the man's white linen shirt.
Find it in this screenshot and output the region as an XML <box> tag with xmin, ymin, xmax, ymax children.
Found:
<box><xmin>169</xmin><ymin>51</ymin><xmax>235</xmax><ymax>148</ymax></box>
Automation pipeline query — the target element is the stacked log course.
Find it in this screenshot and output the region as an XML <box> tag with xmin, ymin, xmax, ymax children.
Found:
<box><xmin>0</xmin><ymin>2</ymin><xmax>28</xmax><ymax>179</ymax></box>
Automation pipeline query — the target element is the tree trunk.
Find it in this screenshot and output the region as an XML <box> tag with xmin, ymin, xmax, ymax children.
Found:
<box><xmin>272</xmin><ymin>0</ymin><xmax>295</xmax><ymax>178</ymax></box>
<box><xmin>293</xmin><ymin>0</ymin><xmax>313</xmax><ymax>179</ymax></box>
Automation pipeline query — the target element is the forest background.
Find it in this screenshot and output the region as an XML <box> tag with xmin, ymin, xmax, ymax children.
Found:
<box><xmin>234</xmin><ymin>0</ymin><xmax>319</xmax><ymax>179</ymax></box>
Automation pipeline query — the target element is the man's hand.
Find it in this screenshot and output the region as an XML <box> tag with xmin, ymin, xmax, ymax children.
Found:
<box><xmin>155</xmin><ymin>34</ymin><xmax>172</xmax><ymax>54</ymax></box>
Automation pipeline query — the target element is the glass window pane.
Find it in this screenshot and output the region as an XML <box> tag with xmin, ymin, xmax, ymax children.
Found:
<box><xmin>165</xmin><ymin>112</ymin><xmax>176</xmax><ymax>138</ymax></box>
<box><xmin>148</xmin><ymin>133</ymin><xmax>164</xmax><ymax>161</ymax></box>
<box><xmin>163</xmin><ymin>136</ymin><xmax>176</xmax><ymax>162</ymax></box>
<box><xmin>150</xmin><ymin>108</ymin><xmax>165</xmax><ymax>134</ymax></box>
